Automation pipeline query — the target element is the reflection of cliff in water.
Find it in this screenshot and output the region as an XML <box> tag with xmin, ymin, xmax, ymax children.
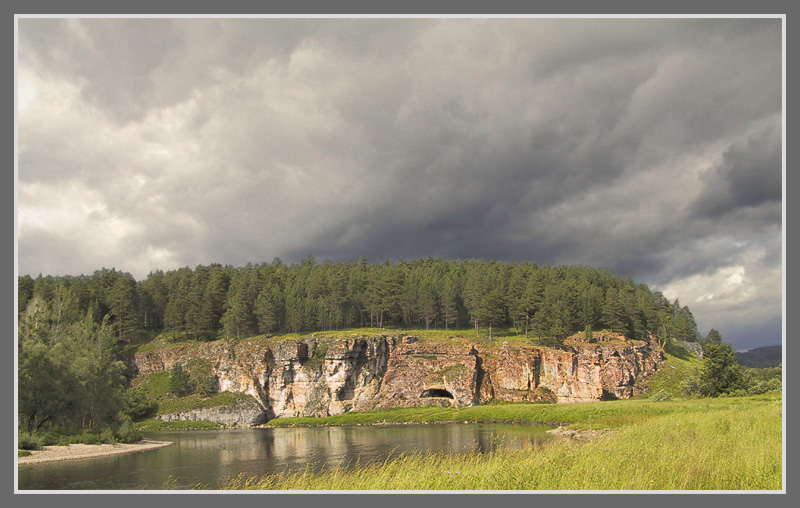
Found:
<box><xmin>18</xmin><ymin>424</ymin><xmax>554</xmax><ymax>490</ymax></box>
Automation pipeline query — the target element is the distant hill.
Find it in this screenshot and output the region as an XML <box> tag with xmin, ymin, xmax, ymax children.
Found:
<box><xmin>736</xmin><ymin>345</ymin><xmax>782</xmax><ymax>368</ymax></box>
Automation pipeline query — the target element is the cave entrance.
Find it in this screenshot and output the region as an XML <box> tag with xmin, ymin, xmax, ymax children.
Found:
<box><xmin>420</xmin><ymin>388</ymin><xmax>454</xmax><ymax>399</ymax></box>
<box><xmin>600</xmin><ymin>390</ymin><xmax>619</xmax><ymax>401</ymax></box>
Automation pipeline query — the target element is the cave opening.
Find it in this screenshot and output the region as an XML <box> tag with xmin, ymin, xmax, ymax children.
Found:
<box><xmin>600</xmin><ymin>390</ymin><xmax>619</xmax><ymax>401</ymax></box>
<box><xmin>420</xmin><ymin>388</ymin><xmax>454</xmax><ymax>399</ymax></box>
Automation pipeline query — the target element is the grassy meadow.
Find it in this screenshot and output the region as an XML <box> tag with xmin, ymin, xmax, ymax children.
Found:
<box><xmin>230</xmin><ymin>394</ymin><xmax>782</xmax><ymax>491</ymax></box>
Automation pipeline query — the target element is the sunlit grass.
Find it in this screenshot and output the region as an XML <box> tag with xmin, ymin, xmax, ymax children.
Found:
<box><xmin>230</xmin><ymin>395</ymin><xmax>782</xmax><ymax>491</ymax></box>
<box><xmin>264</xmin><ymin>394</ymin><xmax>777</xmax><ymax>430</ymax></box>
<box><xmin>131</xmin><ymin>326</ymin><xmax>578</xmax><ymax>355</ymax></box>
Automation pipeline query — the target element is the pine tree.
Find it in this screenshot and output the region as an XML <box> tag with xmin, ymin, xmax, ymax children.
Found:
<box><xmin>440</xmin><ymin>276</ymin><xmax>458</xmax><ymax>330</ymax></box>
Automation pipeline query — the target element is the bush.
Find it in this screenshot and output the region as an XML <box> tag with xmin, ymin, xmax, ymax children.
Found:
<box><xmin>187</xmin><ymin>359</ymin><xmax>218</xmax><ymax>397</ymax></box>
<box><xmin>650</xmin><ymin>390</ymin><xmax>673</xmax><ymax>402</ymax></box>
<box><xmin>169</xmin><ymin>364</ymin><xmax>191</xmax><ymax>397</ymax></box>
<box><xmin>699</xmin><ymin>342</ymin><xmax>745</xmax><ymax>397</ymax></box>
<box><xmin>679</xmin><ymin>376</ymin><xmax>702</xmax><ymax>398</ymax></box>
<box><xmin>114</xmin><ymin>420</ymin><xmax>142</xmax><ymax>443</ymax></box>
<box><xmin>122</xmin><ymin>386</ymin><xmax>159</xmax><ymax>421</ymax></box>
<box><xmin>303</xmin><ymin>345</ymin><xmax>329</xmax><ymax>371</ymax></box>
<box><xmin>68</xmin><ymin>429</ymin><xmax>115</xmax><ymax>445</ymax></box>
<box><xmin>18</xmin><ymin>432</ymin><xmax>44</xmax><ymax>450</ymax></box>
<box><xmin>98</xmin><ymin>427</ymin><xmax>116</xmax><ymax>444</ymax></box>
<box><xmin>749</xmin><ymin>379</ymin><xmax>781</xmax><ymax>394</ymax></box>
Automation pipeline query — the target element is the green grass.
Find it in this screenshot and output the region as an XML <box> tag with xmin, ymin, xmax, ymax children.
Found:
<box><xmin>129</xmin><ymin>326</ymin><xmax>588</xmax><ymax>356</ymax></box>
<box><xmin>264</xmin><ymin>394</ymin><xmax>777</xmax><ymax>430</ymax></box>
<box><xmin>135</xmin><ymin>419</ymin><xmax>226</xmax><ymax>431</ymax></box>
<box><xmin>135</xmin><ymin>371</ymin><xmax>172</xmax><ymax>399</ymax></box>
<box><xmin>644</xmin><ymin>342</ymin><xmax>704</xmax><ymax>399</ymax></box>
<box><xmin>231</xmin><ymin>394</ymin><xmax>782</xmax><ymax>491</ymax></box>
<box><xmin>156</xmin><ymin>391</ymin><xmax>254</xmax><ymax>416</ymax></box>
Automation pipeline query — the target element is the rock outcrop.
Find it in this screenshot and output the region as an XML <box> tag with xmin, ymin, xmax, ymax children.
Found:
<box><xmin>133</xmin><ymin>334</ymin><xmax>663</xmax><ymax>423</ymax></box>
<box><xmin>157</xmin><ymin>397</ymin><xmax>268</xmax><ymax>426</ymax></box>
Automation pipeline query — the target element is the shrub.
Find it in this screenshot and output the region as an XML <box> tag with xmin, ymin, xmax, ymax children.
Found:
<box><xmin>115</xmin><ymin>420</ymin><xmax>142</xmax><ymax>443</ymax></box>
<box><xmin>303</xmin><ymin>344</ymin><xmax>329</xmax><ymax>371</ymax></box>
<box><xmin>169</xmin><ymin>364</ymin><xmax>191</xmax><ymax>397</ymax></box>
<box><xmin>678</xmin><ymin>375</ymin><xmax>702</xmax><ymax>398</ymax></box>
<box><xmin>122</xmin><ymin>386</ymin><xmax>159</xmax><ymax>421</ymax></box>
<box><xmin>187</xmin><ymin>359</ymin><xmax>218</xmax><ymax>397</ymax></box>
<box><xmin>98</xmin><ymin>427</ymin><xmax>116</xmax><ymax>444</ymax></box>
<box><xmin>68</xmin><ymin>430</ymin><xmax>111</xmax><ymax>445</ymax></box>
<box><xmin>650</xmin><ymin>390</ymin><xmax>673</xmax><ymax>402</ymax></box>
<box><xmin>749</xmin><ymin>379</ymin><xmax>781</xmax><ymax>394</ymax></box>
<box><xmin>17</xmin><ymin>432</ymin><xmax>43</xmax><ymax>450</ymax></box>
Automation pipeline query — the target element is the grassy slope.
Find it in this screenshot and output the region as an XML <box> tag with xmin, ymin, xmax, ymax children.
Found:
<box><xmin>130</xmin><ymin>326</ymin><xmax>600</xmax><ymax>355</ymax></box>
<box><xmin>644</xmin><ymin>341</ymin><xmax>704</xmax><ymax>398</ymax></box>
<box><xmin>231</xmin><ymin>394</ymin><xmax>782</xmax><ymax>491</ymax></box>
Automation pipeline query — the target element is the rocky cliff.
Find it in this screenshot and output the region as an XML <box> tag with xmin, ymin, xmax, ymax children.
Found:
<box><xmin>133</xmin><ymin>334</ymin><xmax>663</xmax><ymax>422</ymax></box>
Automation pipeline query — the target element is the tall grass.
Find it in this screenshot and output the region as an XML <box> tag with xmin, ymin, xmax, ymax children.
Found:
<box><xmin>231</xmin><ymin>396</ymin><xmax>781</xmax><ymax>491</ymax></box>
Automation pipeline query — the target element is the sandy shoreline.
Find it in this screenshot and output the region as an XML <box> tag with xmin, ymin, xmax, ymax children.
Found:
<box><xmin>17</xmin><ymin>439</ymin><xmax>173</xmax><ymax>465</ymax></box>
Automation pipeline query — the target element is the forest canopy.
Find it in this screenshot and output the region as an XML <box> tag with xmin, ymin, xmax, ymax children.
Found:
<box><xmin>17</xmin><ymin>257</ymin><xmax>710</xmax><ymax>438</ymax></box>
<box><xmin>18</xmin><ymin>257</ymin><xmax>702</xmax><ymax>344</ymax></box>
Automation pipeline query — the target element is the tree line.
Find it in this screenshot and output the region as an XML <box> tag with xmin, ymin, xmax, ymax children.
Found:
<box><xmin>18</xmin><ymin>256</ymin><xmax>704</xmax><ymax>344</ymax></box>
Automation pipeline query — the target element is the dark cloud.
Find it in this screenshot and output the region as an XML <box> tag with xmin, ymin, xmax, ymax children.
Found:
<box><xmin>17</xmin><ymin>17</ymin><xmax>783</xmax><ymax>350</ymax></box>
<box><xmin>690</xmin><ymin>122</ymin><xmax>782</xmax><ymax>220</ymax></box>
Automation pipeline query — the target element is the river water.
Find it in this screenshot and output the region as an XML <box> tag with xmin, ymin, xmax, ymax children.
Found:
<box><xmin>18</xmin><ymin>423</ymin><xmax>553</xmax><ymax>490</ymax></box>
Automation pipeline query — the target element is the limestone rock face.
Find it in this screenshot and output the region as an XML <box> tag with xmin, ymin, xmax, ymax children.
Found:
<box><xmin>158</xmin><ymin>397</ymin><xmax>268</xmax><ymax>426</ymax></box>
<box><xmin>133</xmin><ymin>335</ymin><xmax>663</xmax><ymax>422</ymax></box>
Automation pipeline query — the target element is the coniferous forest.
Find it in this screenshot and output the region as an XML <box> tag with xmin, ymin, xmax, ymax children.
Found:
<box><xmin>19</xmin><ymin>257</ymin><xmax>759</xmax><ymax>443</ymax></box>
<box><xmin>18</xmin><ymin>257</ymin><xmax>703</xmax><ymax>345</ymax></box>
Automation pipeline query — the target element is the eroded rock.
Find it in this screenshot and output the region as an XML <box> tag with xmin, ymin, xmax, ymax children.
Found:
<box><xmin>133</xmin><ymin>334</ymin><xmax>663</xmax><ymax>423</ymax></box>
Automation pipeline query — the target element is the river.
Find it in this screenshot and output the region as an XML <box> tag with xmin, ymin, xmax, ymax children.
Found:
<box><xmin>17</xmin><ymin>422</ymin><xmax>553</xmax><ymax>490</ymax></box>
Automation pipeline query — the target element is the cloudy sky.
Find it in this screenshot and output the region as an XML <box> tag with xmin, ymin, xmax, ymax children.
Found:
<box><xmin>16</xmin><ymin>17</ymin><xmax>783</xmax><ymax>350</ymax></box>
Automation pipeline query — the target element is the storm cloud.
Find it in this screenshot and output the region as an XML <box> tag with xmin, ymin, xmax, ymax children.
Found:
<box><xmin>16</xmin><ymin>17</ymin><xmax>783</xmax><ymax>350</ymax></box>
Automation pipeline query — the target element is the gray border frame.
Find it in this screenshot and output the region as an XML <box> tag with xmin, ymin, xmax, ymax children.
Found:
<box><xmin>6</xmin><ymin>1</ymin><xmax>793</xmax><ymax>507</ymax></box>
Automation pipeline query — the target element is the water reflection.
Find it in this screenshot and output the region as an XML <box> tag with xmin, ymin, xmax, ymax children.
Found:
<box><xmin>18</xmin><ymin>423</ymin><xmax>552</xmax><ymax>490</ymax></box>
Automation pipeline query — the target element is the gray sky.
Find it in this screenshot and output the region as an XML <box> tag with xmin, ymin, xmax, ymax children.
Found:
<box><xmin>16</xmin><ymin>17</ymin><xmax>783</xmax><ymax>350</ymax></box>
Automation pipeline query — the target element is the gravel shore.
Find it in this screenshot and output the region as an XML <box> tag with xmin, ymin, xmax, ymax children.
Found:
<box><xmin>18</xmin><ymin>439</ymin><xmax>173</xmax><ymax>465</ymax></box>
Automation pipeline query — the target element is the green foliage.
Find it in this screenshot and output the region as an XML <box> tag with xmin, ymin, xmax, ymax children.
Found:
<box><xmin>649</xmin><ymin>390</ymin><xmax>673</xmax><ymax>402</ymax></box>
<box><xmin>699</xmin><ymin>342</ymin><xmax>746</xmax><ymax>397</ymax></box>
<box><xmin>187</xmin><ymin>359</ymin><xmax>218</xmax><ymax>396</ymax></box>
<box><xmin>743</xmin><ymin>366</ymin><xmax>782</xmax><ymax>394</ymax></box>
<box><xmin>135</xmin><ymin>419</ymin><xmax>226</xmax><ymax>431</ymax></box>
<box><xmin>168</xmin><ymin>364</ymin><xmax>191</xmax><ymax>397</ymax></box>
<box><xmin>122</xmin><ymin>386</ymin><xmax>159</xmax><ymax>421</ymax></box>
<box><xmin>17</xmin><ymin>431</ymin><xmax>44</xmax><ymax>450</ymax></box>
<box><xmin>704</xmin><ymin>328</ymin><xmax>722</xmax><ymax>345</ymax></box>
<box><xmin>21</xmin><ymin>258</ymin><xmax>699</xmax><ymax>346</ymax></box>
<box><xmin>115</xmin><ymin>419</ymin><xmax>143</xmax><ymax>443</ymax></box>
<box><xmin>137</xmin><ymin>371</ymin><xmax>172</xmax><ymax>399</ymax></box>
<box><xmin>156</xmin><ymin>391</ymin><xmax>254</xmax><ymax>415</ymax></box>
<box><xmin>302</xmin><ymin>344</ymin><xmax>329</xmax><ymax>371</ymax></box>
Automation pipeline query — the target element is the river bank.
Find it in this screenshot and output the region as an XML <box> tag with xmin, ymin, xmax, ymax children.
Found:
<box><xmin>18</xmin><ymin>439</ymin><xmax>173</xmax><ymax>465</ymax></box>
<box><xmin>225</xmin><ymin>395</ymin><xmax>782</xmax><ymax>490</ymax></box>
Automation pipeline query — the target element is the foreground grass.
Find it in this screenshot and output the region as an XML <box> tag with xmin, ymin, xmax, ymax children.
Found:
<box><xmin>234</xmin><ymin>395</ymin><xmax>781</xmax><ymax>491</ymax></box>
